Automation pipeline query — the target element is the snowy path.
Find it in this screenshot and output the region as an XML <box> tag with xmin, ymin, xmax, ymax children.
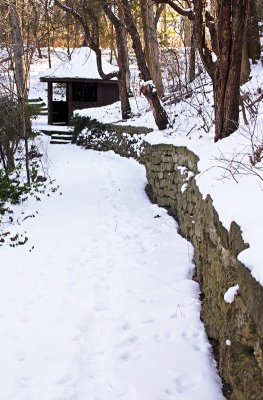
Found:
<box><xmin>0</xmin><ymin>144</ymin><xmax>223</xmax><ymax>400</ymax></box>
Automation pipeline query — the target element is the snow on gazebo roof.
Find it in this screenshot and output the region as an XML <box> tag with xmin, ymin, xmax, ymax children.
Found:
<box><xmin>40</xmin><ymin>47</ymin><xmax>118</xmax><ymax>80</ymax></box>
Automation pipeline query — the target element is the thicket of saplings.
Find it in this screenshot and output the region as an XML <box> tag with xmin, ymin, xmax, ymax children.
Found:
<box><xmin>0</xmin><ymin>96</ymin><xmax>43</xmax><ymax>215</ymax></box>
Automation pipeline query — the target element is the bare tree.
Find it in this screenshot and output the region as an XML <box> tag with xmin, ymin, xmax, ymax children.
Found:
<box><xmin>100</xmin><ymin>0</ymin><xmax>132</xmax><ymax>119</ymax></box>
<box><xmin>6</xmin><ymin>0</ymin><xmax>33</xmax><ymax>183</ymax></box>
<box><xmin>54</xmin><ymin>0</ymin><xmax>132</xmax><ymax>120</ymax></box>
<box><xmin>246</xmin><ymin>0</ymin><xmax>261</xmax><ymax>63</ymax></box>
<box><xmin>211</xmin><ymin>0</ymin><xmax>249</xmax><ymax>141</ymax></box>
<box><xmin>119</xmin><ymin>0</ymin><xmax>169</xmax><ymax>129</ymax></box>
<box><xmin>0</xmin><ymin>0</ymin><xmax>43</xmax><ymax>183</ymax></box>
<box><xmin>140</xmin><ymin>0</ymin><xmax>164</xmax><ymax>98</ymax></box>
<box><xmin>154</xmin><ymin>0</ymin><xmax>250</xmax><ymax>141</ymax></box>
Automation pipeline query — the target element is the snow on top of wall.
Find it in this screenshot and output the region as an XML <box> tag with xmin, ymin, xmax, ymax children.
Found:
<box><xmin>40</xmin><ymin>47</ymin><xmax>118</xmax><ymax>80</ymax></box>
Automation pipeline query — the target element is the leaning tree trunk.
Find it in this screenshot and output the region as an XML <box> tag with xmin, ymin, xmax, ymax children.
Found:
<box><xmin>213</xmin><ymin>0</ymin><xmax>249</xmax><ymax>141</ymax></box>
<box><xmin>140</xmin><ymin>0</ymin><xmax>164</xmax><ymax>98</ymax></box>
<box><xmin>120</xmin><ymin>0</ymin><xmax>168</xmax><ymax>130</ymax></box>
<box><xmin>100</xmin><ymin>0</ymin><xmax>131</xmax><ymax>119</ymax></box>
<box><xmin>116</xmin><ymin>0</ymin><xmax>131</xmax><ymax>119</ymax></box>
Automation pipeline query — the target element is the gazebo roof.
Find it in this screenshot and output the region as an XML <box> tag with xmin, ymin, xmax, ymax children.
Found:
<box><xmin>40</xmin><ymin>47</ymin><xmax>118</xmax><ymax>81</ymax></box>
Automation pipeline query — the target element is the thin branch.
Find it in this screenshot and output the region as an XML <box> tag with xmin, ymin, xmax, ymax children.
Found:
<box><xmin>153</xmin><ymin>0</ymin><xmax>194</xmax><ymax>20</ymax></box>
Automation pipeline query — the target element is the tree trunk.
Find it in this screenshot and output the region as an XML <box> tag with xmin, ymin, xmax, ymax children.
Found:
<box><xmin>0</xmin><ymin>142</ymin><xmax>8</xmax><ymax>175</ymax></box>
<box><xmin>45</xmin><ymin>0</ymin><xmax>52</xmax><ymax>68</ymax></box>
<box><xmin>54</xmin><ymin>0</ymin><xmax>130</xmax><ymax>122</ymax></box>
<box><xmin>20</xmin><ymin>104</ymin><xmax>31</xmax><ymax>185</ymax></box>
<box><xmin>213</xmin><ymin>0</ymin><xmax>249</xmax><ymax>141</ymax></box>
<box><xmin>140</xmin><ymin>0</ymin><xmax>164</xmax><ymax>98</ymax></box>
<box><xmin>37</xmin><ymin>44</ymin><xmax>43</xmax><ymax>59</ymax></box>
<box><xmin>6</xmin><ymin>148</ymin><xmax>16</xmax><ymax>172</ymax></box>
<box><xmin>162</xmin><ymin>5</ymin><xmax>168</xmax><ymax>45</ymax></box>
<box><xmin>153</xmin><ymin>0</ymin><xmax>250</xmax><ymax>140</ymax></box>
<box><xmin>188</xmin><ymin>26</ymin><xmax>196</xmax><ymax>82</ymax></box>
<box><xmin>240</xmin><ymin>39</ymin><xmax>250</xmax><ymax>85</ymax></box>
<box><xmin>210</xmin><ymin>0</ymin><xmax>216</xmax><ymax>17</ymax></box>
<box><xmin>116</xmin><ymin>1</ymin><xmax>131</xmax><ymax>119</ymax></box>
<box><xmin>115</xmin><ymin>34</ymin><xmax>132</xmax><ymax>119</ymax></box>
<box><xmin>9</xmin><ymin>1</ymin><xmax>31</xmax><ymax>185</ymax></box>
<box><xmin>9</xmin><ymin>2</ymin><xmax>27</xmax><ymax>102</ymax></box>
<box><xmin>117</xmin><ymin>2</ymin><xmax>130</xmax><ymax>93</ymax></box>
<box><xmin>101</xmin><ymin>0</ymin><xmax>131</xmax><ymax>119</ymax></box>
<box><xmin>247</xmin><ymin>0</ymin><xmax>261</xmax><ymax>63</ymax></box>
<box><xmin>120</xmin><ymin>0</ymin><xmax>168</xmax><ymax>130</ymax></box>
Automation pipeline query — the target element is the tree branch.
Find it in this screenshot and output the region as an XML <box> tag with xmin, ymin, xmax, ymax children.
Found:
<box><xmin>153</xmin><ymin>0</ymin><xmax>194</xmax><ymax>20</ymax></box>
<box><xmin>53</xmin><ymin>0</ymin><xmax>118</xmax><ymax>80</ymax></box>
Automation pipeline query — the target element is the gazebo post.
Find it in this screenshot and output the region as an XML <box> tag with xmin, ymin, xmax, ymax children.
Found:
<box><xmin>67</xmin><ymin>82</ymin><xmax>73</xmax><ymax>124</ymax></box>
<box><xmin>48</xmin><ymin>82</ymin><xmax>53</xmax><ymax>125</ymax></box>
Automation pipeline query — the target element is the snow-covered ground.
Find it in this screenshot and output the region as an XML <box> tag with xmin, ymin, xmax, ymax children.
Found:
<box><xmin>0</xmin><ymin>144</ymin><xmax>223</xmax><ymax>400</ymax></box>
<box><xmin>1</xmin><ymin>47</ymin><xmax>262</xmax><ymax>399</ymax></box>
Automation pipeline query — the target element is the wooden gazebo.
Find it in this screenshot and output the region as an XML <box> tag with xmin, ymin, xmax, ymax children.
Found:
<box><xmin>40</xmin><ymin>48</ymin><xmax>119</xmax><ymax>125</ymax></box>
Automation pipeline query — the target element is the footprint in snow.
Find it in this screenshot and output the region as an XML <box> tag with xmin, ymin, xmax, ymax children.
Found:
<box><xmin>182</xmin><ymin>328</ymin><xmax>203</xmax><ymax>340</ymax></box>
<box><xmin>154</xmin><ymin>332</ymin><xmax>173</xmax><ymax>343</ymax></box>
<box><xmin>141</xmin><ymin>319</ymin><xmax>155</xmax><ymax>326</ymax></box>
<box><xmin>77</xmin><ymin>321</ymin><xmax>89</xmax><ymax>333</ymax></box>
<box><xmin>116</xmin><ymin>335</ymin><xmax>139</xmax><ymax>348</ymax></box>
<box><xmin>94</xmin><ymin>304</ymin><xmax>108</xmax><ymax>312</ymax></box>
<box><xmin>174</xmin><ymin>376</ymin><xmax>194</xmax><ymax>393</ymax></box>
<box><xmin>56</xmin><ymin>374</ymin><xmax>73</xmax><ymax>385</ymax></box>
<box><xmin>15</xmin><ymin>351</ymin><xmax>26</xmax><ymax>362</ymax></box>
<box><xmin>118</xmin><ymin>351</ymin><xmax>141</xmax><ymax>363</ymax></box>
<box><xmin>119</xmin><ymin>322</ymin><xmax>132</xmax><ymax>331</ymax></box>
<box><xmin>163</xmin><ymin>378</ymin><xmax>194</xmax><ymax>396</ymax></box>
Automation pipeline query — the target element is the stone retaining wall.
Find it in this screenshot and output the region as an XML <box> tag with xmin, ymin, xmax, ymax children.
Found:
<box><xmin>76</xmin><ymin>131</ymin><xmax>263</xmax><ymax>399</ymax></box>
<box><xmin>144</xmin><ymin>144</ymin><xmax>263</xmax><ymax>400</ymax></box>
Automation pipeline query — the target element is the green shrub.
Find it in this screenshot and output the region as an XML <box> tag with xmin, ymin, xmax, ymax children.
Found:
<box><xmin>71</xmin><ymin>115</ymin><xmax>105</xmax><ymax>142</ymax></box>
<box><xmin>71</xmin><ymin>114</ymin><xmax>153</xmax><ymax>143</ymax></box>
<box><xmin>0</xmin><ymin>168</ymin><xmax>30</xmax><ymax>205</ymax></box>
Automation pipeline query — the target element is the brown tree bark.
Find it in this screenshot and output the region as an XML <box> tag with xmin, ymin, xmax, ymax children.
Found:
<box><xmin>9</xmin><ymin>0</ymin><xmax>31</xmax><ymax>184</ymax></box>
<box><xmin>154</xmin><ymin>0</ymin><xmax>250</xmax><ymax>140</ymax></box>
<box><xmin>239</xmin><ymin>0</ymin><xmax>261</xmax><ymax>84</ymax></box>
<box><xmin>117</xmin><ymin>3</ymin><xmax>130</xmax><ymax>94</ymax></box>
<box><xmin>140</xmin><ymin>0</ymin><xmax>164</xmax><ymax>98</ymax></box>
<box><xmin>9</xmin><ymin>1</ymin><xmax>28</xmax><ymax>102</ymax></box>
<box><xmin>45</xmin><ymin>0</ymin><xmax>52</xmax><ymax>68</ymax></box>
<box><xmin>120</xmin><ymin>0</ymin><xmax>169</xmax><ymax>130</ymax></box>
<box><xmin>213</xmin><ymin>0</ymin><xmax>249</xmax><ymax>141</ymax></box>
<box><xmin>188</xmin><ymin>26</ymin><xmax>196</xmax><ymax>82</ymax></box>
<box><xmin>240</xmin><ymin>40</ymin><xmax>250</xmax><ymax>85</ymax></box>
<box><xmin>101</xmin><ymin>0</ymin><xmax>131</xmax><ymax>119</ymax></box>
<box><xmin>247</xmin><ymin>0</ymin><xmax>261</xmax><ymax>63</ymax></box>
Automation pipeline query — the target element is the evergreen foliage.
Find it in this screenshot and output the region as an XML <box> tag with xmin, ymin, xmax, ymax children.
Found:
<box><xmin>0</xmin><ymin>168</ymin><xmax>30</xmax><ymax>206</ymax></box>
<box><xmin>71</xmin><ymin>114</ymin><xmax>153</xmax><ymax>143</ymax></box>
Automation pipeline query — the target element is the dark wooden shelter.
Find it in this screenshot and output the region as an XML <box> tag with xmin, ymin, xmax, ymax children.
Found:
<box><xmin>40</xmin><ymin>48</ymin><xmax>119</xmax><ymax>125</ymax></box>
